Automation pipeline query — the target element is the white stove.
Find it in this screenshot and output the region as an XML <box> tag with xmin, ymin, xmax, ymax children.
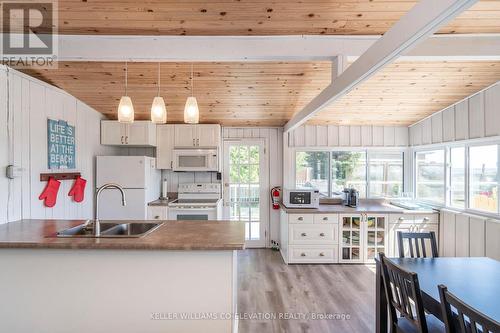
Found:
<box><xmin>168</xmin><ymin>183</ymin><xmax>222</xmax><ymax>220</ymax></box>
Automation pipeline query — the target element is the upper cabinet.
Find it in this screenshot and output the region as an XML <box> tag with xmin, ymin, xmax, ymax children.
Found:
<box><xmin>101</xmin><ymin>121</ymin><xmax>157</xmax><ymax>147</ymax></box>
<box><xmin>156</xmin><ymin>124</ymin><xmax>175</xmax><ymax>169</ymax></box>
<box><xmin>174</xmin><ymin>124</ymin><xmax>221</xmax><ymax>148</ymax></box>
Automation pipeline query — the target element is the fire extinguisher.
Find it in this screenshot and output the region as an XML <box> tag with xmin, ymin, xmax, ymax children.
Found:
<box><xmin>271</xmin><ymin>186</ymin><xmax>281</xmax><ymax>210</ymax></box>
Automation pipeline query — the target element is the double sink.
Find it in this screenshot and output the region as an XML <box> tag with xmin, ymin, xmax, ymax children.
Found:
<box><xmin>56</xmin><ymin>221</ymin><xmax>162</xmax><ymax>238</ymax></box>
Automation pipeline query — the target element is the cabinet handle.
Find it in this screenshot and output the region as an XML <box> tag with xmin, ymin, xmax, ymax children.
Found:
<box><xmin>154</xmin><ymin>215</ymin><xmax>160</xmax><ymax>219</ymax></box>
<box><xmin>319</xmin><ymin>252</ymin><xmax>325</xmax><ymax>257</ymax></box>
<box><xmin>125</xmin><ymin>136</ymin><xmax>129</xmax><ymax>144</ymax></box>
<box><xmin>121</xmin><ymin>136</ymin><xmax>124</xmax><ymax>144</ymax></box>
<box><xmin>398</xmin><ymin>217</ymin><xmax>405</xmax><ymax>221</ymax></box>
<box><xmin>170</xmin><ymin>161</ymin><xmax>173</xmax><ymax>169</ymax></box>
<box><xmin>415</xmin><ymin>226</ymin><xmax>420</xmax><ymax>232</ymax></box>
<box><xmin>193</xmin><ymin>138</ymin><xmax>196</xmax><ymax>146</ymax></box>
<box><xmin>323</xmin><ymin>217</ymin><xmax>328</xmax><ymax>221</ymax></box>
<box><xmin>298</xmin><ymin>217</ymin><xmax>303</xmax><ymax>221</ymax></box>
<box><xmin>301</xmin><ymin>253</ymin><xmax>306</xmax><ymax>257</ymax></box>
<box><xmin>197</xmin><ymin>138</ymin><xmax>199</xmax><ymax>146</ymax></box>
<box><xmin>423</xmin><ymin>217</ymin><xmax>429</xmax><ymax>222</ymax></box>
<box><xmin>301</xmin><ymin>233</ymin><xmax>307</xmax><ymax>237</ymax></box>
<box><xmin>319</xmin><ymin>233</ymin><xmax>325</xmax><ymax>237</ymax></box>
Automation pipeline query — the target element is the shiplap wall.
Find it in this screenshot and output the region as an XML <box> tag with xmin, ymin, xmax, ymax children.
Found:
<box><xmin>0</xmin><ymin>66</ymin><xmax>117</xmax><ymax>224</ymax></box>
<box><xmin>223</xmin><ymin>127</ymin><xmax>284</xmax><ymax>246</ymax></box>
<box><xmin>409</xmin><ymin>81</ymin><xmax>500</xmax><ymax>146</ymax></box>
<box><xmin>289</xmin><ymin>125</ymin><xmax>409</xmax><ymax>147</ymax></box>
<box><xmin>440</xmin><ymin>210</ymin><xmax>500</xmax><ymax>260</ymax></box>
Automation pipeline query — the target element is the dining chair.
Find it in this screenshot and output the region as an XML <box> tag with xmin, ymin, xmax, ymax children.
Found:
<box><xmin>380</xmin><ymin>253</ymin><xmax>444</xmax><ymax>333</ymax></box>
<box><xmin>438</xmin><ymin>284</ymin><xmax>500</xmax><ymax>333</ymax></box>
<box><xmin>397</xmin><ymin>231</ymin><xmax>439</xmax><ymax>258</ymax></box>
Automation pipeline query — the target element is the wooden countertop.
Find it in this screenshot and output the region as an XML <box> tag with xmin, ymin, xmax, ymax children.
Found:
<box><xmin>0</xmin><ymin>220</ymin><xmax>245</xmax><ymax>251</ymax></box>
<box><xmin>280</xmin><ymin>203</ymin><xmax>436</xmax><ymax>214</ymax></box>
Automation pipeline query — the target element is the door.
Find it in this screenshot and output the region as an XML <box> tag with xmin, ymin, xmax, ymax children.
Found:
<box><xmin>101</xmin><ymin>121</ymin><xmax>125</xmax><ymax>145</ymax></box>
<box><xmin>197</xmin><ymin>125</ymin><xmax>221</xmax><ymax>148</ymax></box>
<box><xmin>364</xmin><ymin>214</ymin><xmax>387</xmax><ymax>262</ymax></box>
<box><xmin>223</xmin><ymin>139</ymin><xmax>268</xmax><ymax>248</ymax></box>
<box><xmin>339</xmin><ymin>214</ymin><xmax>364</xmax><ymax>263</ymax></box>
<box><xmin>174</xmin><ymin>125</ymin><xmax>197</xmax><ymax>148</ymax></box>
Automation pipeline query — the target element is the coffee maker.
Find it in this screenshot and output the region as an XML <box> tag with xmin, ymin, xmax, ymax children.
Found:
<box><xmin>343</xmin><ymin>188</ymin><xmax>359</xmax><ymax>208</ymax></box>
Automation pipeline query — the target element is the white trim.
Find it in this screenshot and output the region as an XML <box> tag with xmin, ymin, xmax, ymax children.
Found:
<box><xmin>284</xmin><ymin>0</ymin><xmax>478</xmax><ymax>132</ymax></box>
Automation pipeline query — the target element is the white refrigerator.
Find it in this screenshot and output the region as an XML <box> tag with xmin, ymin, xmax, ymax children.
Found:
<box><xmin>96</xmin><ymin>156</ymin><xmax>161</xmax><ymax>220</ymax></box>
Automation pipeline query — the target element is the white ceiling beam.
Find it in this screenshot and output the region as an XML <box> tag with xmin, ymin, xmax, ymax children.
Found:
<box><xmin>7</xmin><ymin>33</ymin><xmax>497</xmax><ymax>62</ymax></box>
<box><xmin>283</xmin><ymin>0</ymin><xmax>479</xmax><ymax>133</ymax></box>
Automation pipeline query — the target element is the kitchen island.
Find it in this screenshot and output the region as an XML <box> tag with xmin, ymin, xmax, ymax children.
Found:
<box><xmin>0</xmin><ymin>219</ymin><xmax>245</xmax><ymax>333</ymax></box>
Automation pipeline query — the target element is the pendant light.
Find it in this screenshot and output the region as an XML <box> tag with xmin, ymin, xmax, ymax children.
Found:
<box><xmin>184</xmin><ymin>64</ymin><xmax>199</xmax><ymax>124</ymax></box>
<box><xmin>151</xmin><ymin>63</ymin><xmax>167</xmax><ymax>124</ymax></box>
<box><xmin>118</xmin><ymin>61</ymin><xmax>134</xmax><ymax>123</ymax></box>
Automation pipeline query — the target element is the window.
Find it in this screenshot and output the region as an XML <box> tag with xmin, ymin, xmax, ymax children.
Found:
<box><xmin>469</xmin><ymin>145</ymin><xmax>499</xmax><ymax>214</ymax></box>
<box><xmin>331</xmin><ymin>151</ymin><xmax>367</xmax><ymax>197</ymax></box>
<box><xmin>416</xmin><ymin>150</ymin><xmax>445</xmax><ymax>203</ymax></box>
<box><xmin>369</xmin><ymin>152</ymin><xmax>404</xmax><ymax>198</ymax></box>
<box><xmin>449</xmin><ymin>147</ymin><xmax>465</xmax><ymax>208</ymax></box>
<box><xmin>295</xmin><ymin>151</ymin><xmax>329</xmax><ymax>196</ymax></box>
<box><xmin>294</xmin><ymin>150</ymin><xmax>403</xmax><ymax>198</ymax></box>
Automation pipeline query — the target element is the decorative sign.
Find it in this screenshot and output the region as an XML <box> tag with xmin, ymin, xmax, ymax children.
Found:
<box><xmin>47</xmin><ymin>119</ymin><xmax>76</xmax><ymax>169</ymax></box>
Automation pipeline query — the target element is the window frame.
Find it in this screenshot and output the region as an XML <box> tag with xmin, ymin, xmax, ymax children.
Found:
<box><xmin>412</xmin><ymin>138</ymin><xmax>500</xmax><ymax>219</ymax></box>
<box><xmin>414</xmin><ymin>148</ymin><xmax>447</xmax><ymax>205</ymax></box>
<box><xmin>293</xmin><ymin>147</ymin><xmax>405</xmax><ymax>199</ymax></box>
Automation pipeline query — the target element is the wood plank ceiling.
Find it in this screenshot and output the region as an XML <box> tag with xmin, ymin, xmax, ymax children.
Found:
<box><xmin>21</xmin><ymin>61</ymin><xmax>500</xmax><ymax>126</ymax></box>
<box><xmin>48</xmin><ymin>0</ymin><xmax>500</xmax><ymax>35</ymax></box>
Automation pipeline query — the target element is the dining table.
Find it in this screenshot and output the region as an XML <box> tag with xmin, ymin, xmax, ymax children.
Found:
<box><xmin>375</xmin><ymin>257</ymin><xmax>500</xmax><ymax>333</ymax></box>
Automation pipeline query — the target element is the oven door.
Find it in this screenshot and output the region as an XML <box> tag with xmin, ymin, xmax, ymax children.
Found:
<box><xmin>168</xmin><ymin>207</ymin><xmax>218</xmax><ymax>221</ymax></box>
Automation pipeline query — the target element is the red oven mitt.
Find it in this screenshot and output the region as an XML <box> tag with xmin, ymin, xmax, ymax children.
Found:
<box><xmin>68</xmin><ymin>176</ymin><xmax>87</xmax><ymax>203</ymax></box>
<box><xmin>39</xmin><ymin>177</ymin><xmax>61</xmax><ymax>208</ymax></box>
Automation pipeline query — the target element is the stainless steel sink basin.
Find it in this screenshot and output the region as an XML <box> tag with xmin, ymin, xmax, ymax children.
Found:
<box><xmin>56</xmin><ymin>221</ymin><xmax>162</xmax><ymax>238</ymax></box>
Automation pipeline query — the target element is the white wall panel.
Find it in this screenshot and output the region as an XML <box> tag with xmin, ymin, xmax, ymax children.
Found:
<box><xmin>469</xmin><ymin>217</ymin><xmax>486</xmax><ymax>257</ymax></box>
<box><xmin>304</xmin><ymin>125</ymin><xmax>316</xmax><ymax>146</ymax></box>
<box><xmin>454</xmin><ymin>100</ymin><xmax>469</xmax><ymax>141</ymax></box>
<box><xmin>372</xmin><ymin>126</ymin><xmax>384</xmax><ymax>146</ymax></box>
<box><xmin>0</xmin><ymin>70</ymin><xmax>7</xmax><ymax>224</ymax></box>
<box><xmin>431</xmin><ymin>113</ymin><xmax>443</xmax><ymax>144</ymax></box>
<box><xmin>484</xmin><ymin>84</ymin><xmax>500</xmax><ymax>137</ymax></box>
<box><xmin>0</xmin><ymin>66</ymin><xmax>117</xmax><ymax>224</ymax></box>
<box><xmin>441</xmin><ymin>210</ymin><xmax>456</xmax><ymax>257</ymax></box>
<box><xmin>361</xmin><ymin>126</ymin><xmax>373</xmax><ymax>146</ymax></box>
<box><xmin>395</xmin><ymin>127</ymin><xmax>408</xmax><ymax>147</ymax></box>
<box><xmin>422</xmin><ymin>118</ymin><xmax>432</xmax><ymax>145</ymax></box>
<box><xmin>315</xmin><ymin>125</ymin><xmax>328</xmax><ymax>146</ymax></box>
<box><xmin>383</xmin><ymin>126</ymin><xmax>395</xmax><ymax>147</ymax></box>
<box><xmin>469</xmin><ymin>92</ymin><xmax>485</xmax><ymax>139</ymax></box>
<box><xmin>349</xmin><ymin>126</ymin><xmax>361</xmax><ymax>147</ymax></box>
<box><xmin>442</xmin><ymin>106</ymin><xmax>455</xmax><ymax>142</ymax></box>
<box><xmin>327</xmin><ymin>125</ymin><xmax>339</xmax><ymax>147</ymax></box>
<box><xmin>485</xmin><ymin>220</ymin><xmax>500</xmax><ymax>261</ymax></box>
<box><xmin>410</xmin><ymin>123</ymin><xmax>422</xmax><ymax>146</ymax></box>
<box><xmin>338</xmin><ymin>126</ymin><xmax>350</xmax><ymax>146</ymax></box>
<box><xmin>454</xmin><ymin>215</ymin><xmax>470</xmax><ymax>257</ymax></box>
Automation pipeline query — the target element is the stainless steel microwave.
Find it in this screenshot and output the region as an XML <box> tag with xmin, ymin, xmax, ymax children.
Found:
<box><xmin>283</xmin><ymin>189</ymin><xmax>320</xmax><ymax>208</ymax></box>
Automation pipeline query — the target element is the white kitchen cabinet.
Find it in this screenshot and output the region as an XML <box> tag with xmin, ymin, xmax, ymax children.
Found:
<box><xmin>339</xmin><ymin>214</ymin><xmax>388</xmax><ymax>264</ymax></box>
<box><xmin>280</xmin><ymin>209</ymin><xmax>339</xmax><ymax>264</ymax></box>
<box><xmin>388</xmin><ymin>213</ymin><xmax>439</xmax><ymax>258</ymax></box>
<box><xmin>174</xmin><ymin>124</ymin><xmax>221</xmax><ymax>148</ymax></box>
<box><xmin>156</xmin><ymin>124</ymin><xmax>175</xmax><ymax>169</ymax></box>
<box><xmin>101</xmin><ymin>121</ymin><xmax>156</xmax><ymax>146</ymax></box>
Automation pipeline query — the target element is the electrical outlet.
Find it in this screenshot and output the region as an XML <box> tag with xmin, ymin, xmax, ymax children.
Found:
<box><xmin>6</xmin><ymin>165</ymin><xmax>23</xmax><ymax>179</ymax></box>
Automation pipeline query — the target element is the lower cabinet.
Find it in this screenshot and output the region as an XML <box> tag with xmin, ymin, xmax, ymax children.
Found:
<box><xmin>280</xmin><ymin>210</ymin><xmax>338</xmax><ymax>264</ymax></box>
<box><xmin>147</xmin><ymin>206</ymin><xmax>168</xmax><ymax>220</ymax></box>
<box><xmin>388</xmin><ymin>214</ymin><xmax>439</xmax><ymax>257</ymax></box>
<box><xmin>339</xmin><ymin>214</ymin><xmax>388</xmax><ymax>264</ymax></box>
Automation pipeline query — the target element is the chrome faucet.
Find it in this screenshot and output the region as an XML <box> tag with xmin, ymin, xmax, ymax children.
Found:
<box><xmin>94</xmin><ymin>183</ymin><xmax>126</xmax><ymax>236</ymax></box>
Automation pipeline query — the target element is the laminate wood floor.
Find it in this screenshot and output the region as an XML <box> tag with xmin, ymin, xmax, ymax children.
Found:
<box><xmin>237</xmin><ymin>249</ymin><xmax>376</xmax><ymax>333</ymax></box>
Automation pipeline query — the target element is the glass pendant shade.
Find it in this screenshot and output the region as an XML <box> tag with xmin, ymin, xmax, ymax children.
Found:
<box><xmin>184</xmin><ymin>96</ymin><xmax>199</xmax><ymax>124</ymax></box>
<box><xmin>118</xmin><ymin>96</ymin><xmax>134</xmax><ymax>123</ymax></box>
<box><xmin>151</xmin><ymin>96</ymin><xmax>167</xmax><ymax>124</ymax></box>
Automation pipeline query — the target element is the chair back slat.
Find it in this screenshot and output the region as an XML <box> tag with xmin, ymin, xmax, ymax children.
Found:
<box><xmin>438</xmin><ymin>284</ymin><xmax>500</xmax><ymax>333</ymax></box>
<box><xmin>397</xmin><ymin>231</ymin><xmax>439</xmax><ymax>258</ymax></box>
<box><xmin>380</xmin><ymin>253</ymin><xmax>429</xmax><ymax>333</ymax></box>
